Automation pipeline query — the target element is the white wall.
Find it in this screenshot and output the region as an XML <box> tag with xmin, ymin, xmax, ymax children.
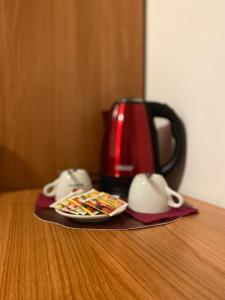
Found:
<box><xmin>146</xmin><ymin>0</ymin><xmax>225</xmax><ymax>207</ymax></box>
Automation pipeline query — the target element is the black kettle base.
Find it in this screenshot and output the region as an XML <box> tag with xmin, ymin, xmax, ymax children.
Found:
<box><xmin>99</xmin><ymin>175</ymin><xmax>132</xmax><ymax>199</ymax></box>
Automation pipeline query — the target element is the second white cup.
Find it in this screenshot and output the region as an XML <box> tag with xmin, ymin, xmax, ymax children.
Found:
<box><xmin>128</xmin><ymin>173</ymin><xmax>184</xmax><ymax>213</ymax></box>
<box><xmin>43</xmin><ymin>169</ymin><xmax>92</xmax><ymax>201</ymax></box>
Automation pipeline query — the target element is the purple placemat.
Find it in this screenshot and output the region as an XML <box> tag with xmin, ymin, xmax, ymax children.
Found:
<box><xmin>35</xmin><ymin>194</ymin><xmax>55</xmax><ymax>210</ymax></box>
<box><xmin>34</xmin><ymin>193</ymin><xmax>198</xmax><ymax>230</ymax></box>
<box><xmin>126</xmin><ymin>205</ymin><xmax>198</xmax><ymax>225</ymax></box>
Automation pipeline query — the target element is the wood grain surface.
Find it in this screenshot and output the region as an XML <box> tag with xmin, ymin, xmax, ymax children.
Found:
<box><xmin>0</xmin><ymin>189</ymin><xmax>225</xmax><ymax>299</ymax></box>
<box><xmin>0</xmin><ymin>0</ymin><xmax>144</xmax><ymax>190</ymax></box>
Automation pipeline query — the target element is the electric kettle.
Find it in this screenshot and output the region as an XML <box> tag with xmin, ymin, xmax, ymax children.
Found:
<box><xmin>100</xmin><ymin>98</ymin><xmax>186</xmax><ymax>196</ymax></box>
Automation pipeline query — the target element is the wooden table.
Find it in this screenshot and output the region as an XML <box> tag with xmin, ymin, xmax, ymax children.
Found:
<box><xmin>0</xmin><ymin>189</ymin><xmax>225</xmax><ymax>299</ymax></box>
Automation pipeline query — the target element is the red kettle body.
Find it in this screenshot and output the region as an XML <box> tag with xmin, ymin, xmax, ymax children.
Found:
<box><xmin>100</xmin><ymin>98</ymin><xmax>185</xmax><ymax>196</ymax></box>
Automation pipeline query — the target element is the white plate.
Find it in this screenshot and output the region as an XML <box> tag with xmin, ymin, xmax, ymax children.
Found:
<box><xmin>55</xmin><ymin>203</ymin><xmax>128</xmax><ymax>223</ymax></box>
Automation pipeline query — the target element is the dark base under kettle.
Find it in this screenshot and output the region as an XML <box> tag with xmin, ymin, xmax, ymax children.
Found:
<box><xmin>100</xmin><ymin>175</ymin><xmax>132</xmax><ymax>198</ymax></box>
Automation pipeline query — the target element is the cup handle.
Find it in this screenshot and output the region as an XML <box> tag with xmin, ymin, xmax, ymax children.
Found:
<box><xmin>43</xmin><ymin>179</ymin><xmax>59</xmax><ymax>197</ymax></box>
<box><xmin>166</xmin><ymin>186</ymin><xmax>184</xmax><ymax>208</ymax></box>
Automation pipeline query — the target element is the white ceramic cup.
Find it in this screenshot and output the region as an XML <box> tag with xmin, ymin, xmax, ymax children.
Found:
<box><xmin>128</xmin><ymin>173</ymin><xmax>184</xmax><ymax>213</ymax></box>
<box><xmin>43</xmin><ymin>169</ymin><xmax>92</xmax><ymax>201</ymax></box>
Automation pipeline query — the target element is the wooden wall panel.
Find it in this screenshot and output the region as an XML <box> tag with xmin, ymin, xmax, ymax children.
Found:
<box><xmin>0</xmin><ymin>0</ymin><xmax>144</xmax><ymax>190</ymax></box>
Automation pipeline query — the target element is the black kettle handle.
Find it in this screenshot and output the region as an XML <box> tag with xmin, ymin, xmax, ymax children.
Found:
<box><xmin>146</xmin><ymin>102</ymin><xmax>186</xmax><ymax>175</ymax></box>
